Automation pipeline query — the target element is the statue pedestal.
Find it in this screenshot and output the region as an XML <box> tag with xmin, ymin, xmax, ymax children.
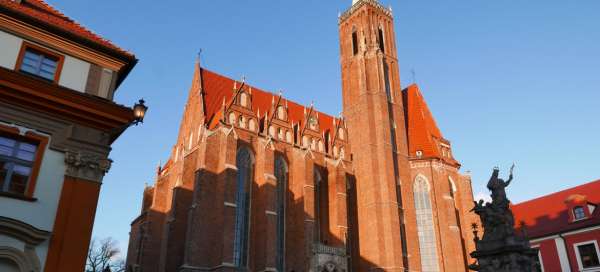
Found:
<box><xmin>469</xmin><ymin>239</ymin><xmax>540</xmax><ymax>272</ymax></box>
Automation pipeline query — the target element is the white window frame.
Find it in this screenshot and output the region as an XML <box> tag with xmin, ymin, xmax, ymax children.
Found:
<box><xmin>573</xmin><ymin>240</ymin><xmax>600</xmax><ymax>271</ymax></box>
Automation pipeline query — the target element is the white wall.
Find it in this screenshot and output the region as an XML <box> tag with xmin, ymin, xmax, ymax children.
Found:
<box><xmin>59</xmin><ymin>55</ymin><xmax>90</xmax><ymax>93</ymax></box>
<box><xmin>0</xmin><ymin>29</ymin><xmax>92</xmax><ymax>93</ymax></box>
<box><xmin>0</xmin><ymin>144</ymin><xmax>65</xmax><ymax>269</ymax></box>
<box><xmin>0</xmin><ymin>30</ymin><xmax>22</xmax><ymax>70</ymax></box>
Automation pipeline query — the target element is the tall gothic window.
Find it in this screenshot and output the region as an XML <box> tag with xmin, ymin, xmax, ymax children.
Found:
<box><xmin>378</xmin><ymin>27</ymin><xmax>386</xmax><ymax>53</ymax></box>
<box><xmin>352</xmin><ymin>31</ymin><xmax>358</xmax><ymax>56</ymax></box>
<box><xmin>414</xmin><ymin>176</ymin><xmax>440</xmax><ymax>272</ymax></box>
<box><xmin>275</xmin><ymin>155</ymin><xmax>288</xmax><ymax>271</ymax></box>
<box><xmin>314</xmin><ymin>167</ymin><xmax>329</xmax><ymax>244</ymax></box>
<box><xmin>234</xmin><ymin>147</ymin><xmax>254</xmax><ymax>267</ymax></box>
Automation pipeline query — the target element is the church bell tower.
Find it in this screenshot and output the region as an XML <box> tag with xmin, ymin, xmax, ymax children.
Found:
<box><xmin>339</xmin><ymin>0</ymin><xmax>412</xmax><ymax>270</ymax></box>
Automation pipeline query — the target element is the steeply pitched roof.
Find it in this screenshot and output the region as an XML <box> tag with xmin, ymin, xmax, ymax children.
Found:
<box><xmin>512</xmin><ymin>179</ymin><xmax>600</xmax><ymax>238</ymax></box>
<box><xmin>200</xmin><ymin>68</ymin><xmax>336</xmax><ymax>135</ymax></box>
<box><xmin>403</xmin><ymin>84</ymin><xmax>458</xmax><ymax>165</ymax></box>
<box><xmin>0</xmin><ymin>0</ymin><xmax>134</xmax><ymax>58</ymax></box>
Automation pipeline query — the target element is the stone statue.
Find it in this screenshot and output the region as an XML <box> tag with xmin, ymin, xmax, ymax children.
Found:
<box><xmin>468</xmin><ymin>165</ymin><xmax>541</xmax><ymax>272</ymax></box>
<box><xmin>487</xmin><ymin>164</ymin><xmax>514</xmax><ymax>207</ymax></box>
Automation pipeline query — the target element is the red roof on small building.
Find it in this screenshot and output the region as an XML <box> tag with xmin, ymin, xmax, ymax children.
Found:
<box><xmin>512</xmin><ymin>179</ymin><xmax>600</xmax><ymax>239</ymax></box>
<box><xmin>0</xmin><ymin>0</ymin><xmax>133</xmax><ymax>58</ymax></box>
<box><xmin>200</xmin><ymin>68</ymin><xmax>336</xmax><ymax>135</ymax></box>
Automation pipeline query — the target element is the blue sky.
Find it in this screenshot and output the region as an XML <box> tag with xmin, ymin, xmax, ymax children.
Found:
<box><xmin>48</xmin><ymin>0</ymin><xmax>600</xmax><ymax>254</ymax></box>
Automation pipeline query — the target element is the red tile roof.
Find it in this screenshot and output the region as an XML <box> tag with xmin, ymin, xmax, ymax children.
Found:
<box><xmin>200</xmin><ymin>68</ymin><xmax>336</xmax><ymax>135</ymax></box>
<box><xmin>0</xmin><ymin>0</ymin><xmax>134</xmax><ymax>58</ymax></box>
<box><xmin>512</xmin><ymin>179</ymin><xmax>600</xmax><ymax>238</ymax></box>
<box><xmin>403</xmin><ymin>84</ymin><xmax>458</xmax><ymax>165</ymax></box>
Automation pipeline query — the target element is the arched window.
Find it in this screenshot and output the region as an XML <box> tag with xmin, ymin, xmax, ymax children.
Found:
<box><xmin>274</xmin><ymin>155</ymin><xmax>288</xmax><ymax>271</ymax></box>
<box><xmin>414</xmin><ymin>175</ymin><xmax>440</xmax><ymax>272</ymax></box>
<box><xmin>352</xmin><ymin>30</ymin><xmax>358</xmax><ymax>55</ymax></box>
<box><xmin>302</xmin><ymin>136</ymin><xmax>310</xmax><ymax>148</ymax></box>
<box><xmin>269</xmin><ymin>126</ymin><xmax>276</xmax><ymax>138</ymax></box>
<box><xmin>248</xmin><ymin>119</ymin><xmax>256</xmax><ymax>132</ymax></box>
<box><xmin>277</xmin><ymin>106</ymin><xmax>287</xmax><ymax>120</ymax></box>
<box><xmin>314</xmin><ymin>167</ymin><xmax>329</xmax><ymax>244</ymax></box>
<box><xmin>234</xmin><ymin>147</ymin><xmax>254</xmax><ymax>267</ymax></box>
<box><xmin>229</xmin><ymin>112</ymin><xmax>236</xmax><ymax>125</ymax></box>
<box><xmin>239</xmin><ymin>92</ymin><xmax>249</xmax><ymax>107</ymax></box>
<box><xmin>239</xmin><ymin>115</ymin><xmax>246</xmax><ymax>129</ymax></box>
<box><xmin>338</xmin><ymin>128</ymin><xmax>345</xmax><ymax>140</ymax></box>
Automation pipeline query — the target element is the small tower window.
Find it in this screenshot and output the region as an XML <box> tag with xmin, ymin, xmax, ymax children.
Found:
<box><xmin>352</xmin><ymin>31</ymin><xmax>358</xmax><ymax>56</ymax></box>
<box><xmin>378</xmin><ymin>28</ymin><xmax>385</xmax><ymax>53</ymax></box>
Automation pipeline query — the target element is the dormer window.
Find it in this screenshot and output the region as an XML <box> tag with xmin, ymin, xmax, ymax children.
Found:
<box><xmin>573</xmin><ymin>206</ymin><xmax>586</xmax><ymax>220</ymax></box>
<box><xmin>17</xmin><ymin>43</ymin><xmax>63</xmax><ymax>82</ymax></box>
<box><xmin>416</xmin><ymin>150</ymin><xmax>423</xmax><ymax>158</ymax></box>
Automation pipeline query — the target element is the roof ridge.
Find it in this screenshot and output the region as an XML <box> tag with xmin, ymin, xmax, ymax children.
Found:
<box><xmin>201</xmin><ymin>67</ymin><xmax>338</xmax><ymax>120</ymax></box>
<box><xmin>513</xmin><ymin>178</ymin><xmax>600</xmax><ymax>205</ymax></box>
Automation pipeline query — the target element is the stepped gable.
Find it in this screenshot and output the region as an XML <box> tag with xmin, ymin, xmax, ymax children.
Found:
<box><xmin>201</xmin><ymin>68</ymin><xmax>337</xmax><ymax>134</ymax></box>
<box><xmin>403</xmin><ymin>84</ymin><xmax>459</xmax><ymax>165</ymax></box>
<box><xmin>0</xmin><ymin>0</ymin><xmax>133</xmax><ymax>57</ymax></box>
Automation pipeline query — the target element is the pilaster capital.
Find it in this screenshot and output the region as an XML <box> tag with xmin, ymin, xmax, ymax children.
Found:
<box><xmin>64</xmin><ymin>150</ymin><xmax>112</xmax><ymax>182</ymax></box>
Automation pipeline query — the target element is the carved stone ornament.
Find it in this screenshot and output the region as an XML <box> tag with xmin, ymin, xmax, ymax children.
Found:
<box><xmin>312</xmin><ymin>243</ymin><xmax>347</xmax><ymax>272</ymax></box>
<box><xmin>65</xmin><ymin>150</ymin><xmax>112</xmax><ymax>182</ymax></box>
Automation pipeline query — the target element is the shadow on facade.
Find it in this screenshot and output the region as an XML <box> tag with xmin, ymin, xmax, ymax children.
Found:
<box><xmin>126</xmin><ymin>166</ymin><xmax>381</xmax><ymax>272</ymax></box>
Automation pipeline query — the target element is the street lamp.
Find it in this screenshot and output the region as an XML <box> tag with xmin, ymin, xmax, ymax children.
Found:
<box><xmin>107</xmin><ymin>98</ymin><xmax>148</xmax><ymax>143</ymax></box>
<box><xmin>132</xmin><ymin>99</ymin><xmax>148</xmax><ymax>125</ymax></box>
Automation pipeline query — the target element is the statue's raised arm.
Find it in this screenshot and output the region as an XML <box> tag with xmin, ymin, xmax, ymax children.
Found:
<box><xmin>505</xmin><ymin>163</ymin><xmax>515</xmax><ymax>187</ymax></box>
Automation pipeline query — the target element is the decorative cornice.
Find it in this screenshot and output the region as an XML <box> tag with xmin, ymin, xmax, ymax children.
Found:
<box><xmin>339</xmin><ymin>0</ymin><xmax>393</xmax><ymax>24</ymax></box>
<box><xmin>64</xmin><ymin>150</ymin><xmax>112</xmax><ymax>182</ymax></box>
<box><xmin>0</xmin><ymin>216</ymin><xmax>50</xmax><ymax>245</ymax></box>
<box><xmin>0</xmin><ymin>67</ymin><xmax>134</xmax><ymax>132</ymax></box>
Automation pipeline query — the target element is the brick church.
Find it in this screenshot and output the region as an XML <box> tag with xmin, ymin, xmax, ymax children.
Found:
<box><xmin>126</xmin><ymin>0</ymin><xmax>478</xmax><ymax>271</ymax></box>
